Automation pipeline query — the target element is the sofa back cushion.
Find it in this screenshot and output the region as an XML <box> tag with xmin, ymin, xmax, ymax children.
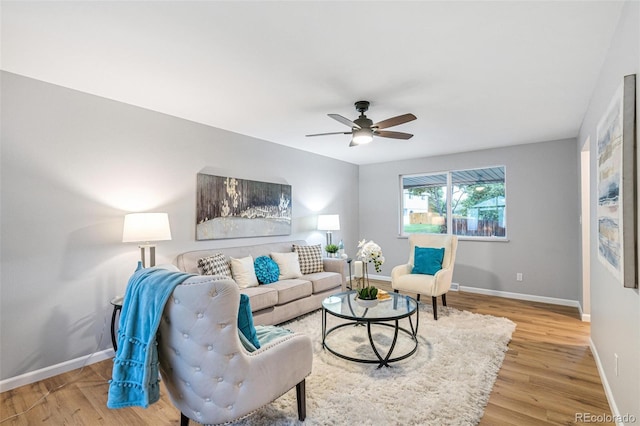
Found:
<box><xmin>176</xmin><ymin>240</ymin><xmax>308</xmax><ymax>273</ymax></box>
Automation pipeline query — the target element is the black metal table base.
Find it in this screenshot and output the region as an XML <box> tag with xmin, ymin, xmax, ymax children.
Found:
<box><xmin>322</xmin><ymin>309</ymin><xmax>418</xmax><ymax>368</ymax></box>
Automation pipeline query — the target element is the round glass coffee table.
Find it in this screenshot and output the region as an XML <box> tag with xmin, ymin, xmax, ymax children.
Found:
<box><xmin>322</xmin><ymin>290</ymin><xmax>419</xmax><ymax>368</ymax></box>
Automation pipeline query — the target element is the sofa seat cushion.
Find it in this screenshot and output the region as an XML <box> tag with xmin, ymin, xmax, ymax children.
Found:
<box><xmin>302</xmin><ymin>272</ymin><xmax>342</xmax><ymax>294</ymax></box>
<box><xmin>240</xmin><ymin>286</ymin><xmax>278</xmax><ymax>312</ymax></box>
<box><xmin>268</xmin><ymin>279</ymin><xmax>313</xmax><ymax>305</ymax></box>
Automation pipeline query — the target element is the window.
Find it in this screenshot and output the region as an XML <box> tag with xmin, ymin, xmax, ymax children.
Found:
<box><xmin>400</xmin><ymin>166</ymin><xmax>506</xmax><ymax>239</ymax></box>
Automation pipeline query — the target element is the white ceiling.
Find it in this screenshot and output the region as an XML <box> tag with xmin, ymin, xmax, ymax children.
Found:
<box><xmin>1</xmin><ymin>1</ymin><xmax>625</xmax><ymax>165</ymax></box>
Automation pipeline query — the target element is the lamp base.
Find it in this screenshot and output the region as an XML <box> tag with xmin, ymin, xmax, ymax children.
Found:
<box><xmin>139</xmin><ymin>244</ymin><xmax>157</xmax><ymax>267</ymax></box>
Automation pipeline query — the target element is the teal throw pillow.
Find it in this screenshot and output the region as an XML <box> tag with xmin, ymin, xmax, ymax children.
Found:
<box><xmin>254</xmin><ymin>256</ymin><xmax>280</xmax><ymax>284</ymax></box>
<box><xmin>412</xmin><ymin>246</ymin><xmax>445</xmax><ymax>275</ymax></box>
<box><xmin>238</xmin><ymin>294</ymin><xmax>260</xmax><ymax>349</ymax></box>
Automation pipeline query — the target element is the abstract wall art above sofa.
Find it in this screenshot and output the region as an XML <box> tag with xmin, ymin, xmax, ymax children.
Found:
<box><xmin>196</xmin><ymin>173</ymin><xmax>292</xmax><ymax>240</ymax></box>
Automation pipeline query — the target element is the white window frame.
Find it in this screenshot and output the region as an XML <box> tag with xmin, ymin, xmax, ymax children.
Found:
<box><xmin>399</xmin><ymin>166</ymin><xmax>508</xmax><ymax>241</ymax></box>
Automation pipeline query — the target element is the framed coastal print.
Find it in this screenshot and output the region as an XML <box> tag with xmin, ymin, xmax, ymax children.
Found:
<box><xmin>196</xmin><ymin>173</ymin><xmax>292</xmax><ymax>240</ymax></box>
<box><xmin>596</xmin><ymin>74</ymin><xmax>637</xmax><ymax>288</ymax></box>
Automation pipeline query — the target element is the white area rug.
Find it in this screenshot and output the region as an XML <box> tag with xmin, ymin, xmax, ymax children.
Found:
<box><xmin>237</xmin><ymin>304</ymin><xmax>515</xmax><ymax>425</ymax></box>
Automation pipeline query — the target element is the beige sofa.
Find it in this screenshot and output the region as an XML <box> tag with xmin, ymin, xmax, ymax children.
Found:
<box><xmin>176</xmin><ymin>240</ymin><xmax>347</xmax><ymax>325</ymax></box>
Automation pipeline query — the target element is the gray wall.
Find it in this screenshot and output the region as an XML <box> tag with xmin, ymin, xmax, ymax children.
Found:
<box><xmin>359</xmin><ymin>139</ymin><xmax>581</xmax><ymax>301</ymax></box>
<box><xmin>578</xmin><ymin>0</ymin><xmax>639</xmax><ymax>419</ymax></box>
<box><xmin>0</xmin><ymin>72</ymin><xmax>359</xmax><ymax>380</ymax></box>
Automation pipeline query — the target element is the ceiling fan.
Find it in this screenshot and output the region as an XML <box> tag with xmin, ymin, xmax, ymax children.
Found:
<box><xmin>306</xmin><ymin>100</ymin><xmax>417</xmax><ymax>147</ymax></box>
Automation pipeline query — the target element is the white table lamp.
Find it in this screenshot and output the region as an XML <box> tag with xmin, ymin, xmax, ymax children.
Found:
<box><xmin>122</xmin><ymin>212</ymin><xmax>172</xmax><ymax>267</ymax></box>
<box><xmin>317</xmin><ymin>214</ymin><xmax>340</xmax><ymax>246</ymax></box>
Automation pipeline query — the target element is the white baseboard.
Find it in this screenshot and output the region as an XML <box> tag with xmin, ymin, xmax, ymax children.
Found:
<box><xmin>0</xmin><ymin>348</ymin><xmax>114</xmax><ymax>392</ymax></box>
<box><xmin>371</xmin><ymin>272</ymin><xmax>579</xmax><ymax>308</ymax></box>
<box><xmin>459</xmin><ymin>285</ymin><xmax>580</xmax><ymax>308</ymax></box>
<box><xmin>589</xmin><ymin>338</ymin><xmax>622</xmax><ymax>426</ymax></box>
<box><xmin>365</xmin><ymin>274</ymin><xmax>391</xmax><ymax>282</ymax></box>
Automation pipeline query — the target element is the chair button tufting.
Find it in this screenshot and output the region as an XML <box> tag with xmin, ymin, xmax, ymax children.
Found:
<box><xmin>196</xmin><ymin>411</ymin><xmax>201</xmax><ymax>417</ymax></box>
<box><xmin>217</xmin><ymin>377</ymin><xmax>223</xmax><ymax>382</ymax></box>
<box><xmin>197</xmin><ymin>312</ymin><xmax>204</xmax><ymax>319</ymax></box>
<box><xmin>183</xmin><ymin>333</ymin><xmax>189</xmax><ymax>339</ymax></box>
<box><xmin>205</xmin><ymin>398</ymin><xmax>211</xmax><ymax>402</ymax></box>
<box><xmin>227</xmin><ymin>405</ymin><xmax>233</xmax><ymax>410</ymax></box>
<box><xmin>237</xmin><ymin>381</ymin><xmax>243</xmax><ymax>388</ymax></box>
<box><xmin>207</xmin><ymin>345</ymin><xmax>213</xmax><ymax>351</ymax></box>
<box><xmin>174</xmin><ymin>298</ymin><xmax>180</xmax><ymax>304</ymax></box>
<box><xmin>195</xmin><ymin>367</ymin><xmax>201</xmax><ymax>372</ymax></box>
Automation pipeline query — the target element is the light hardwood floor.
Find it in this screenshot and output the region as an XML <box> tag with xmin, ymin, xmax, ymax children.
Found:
<box><xmin>1</xmin><ymin>286</ymin><xmax>612</xmax><ymax>425</ymax></box>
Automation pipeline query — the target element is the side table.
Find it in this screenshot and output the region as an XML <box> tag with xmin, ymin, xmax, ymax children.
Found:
<box><xmin>110</xmin><ymin>296</ymin><xmax>123</xmax><ymax>351</ymax></box>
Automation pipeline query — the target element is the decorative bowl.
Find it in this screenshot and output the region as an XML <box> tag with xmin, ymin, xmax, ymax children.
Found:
<box><xmin>355</xmin><ymin>297</ymin><xmax>379</xmax><ymax>308</ymax></box>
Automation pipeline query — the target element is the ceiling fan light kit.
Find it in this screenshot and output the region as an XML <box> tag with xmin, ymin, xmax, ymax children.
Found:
<box><xmin>351</xmin><ymin>128</ymin><xmax>373</xmax><ymax>145</ymax></box>
<box><xmin>306</xmin><ymin>100</ymin><xmax>417</xmax><ymax>147</ymax></box>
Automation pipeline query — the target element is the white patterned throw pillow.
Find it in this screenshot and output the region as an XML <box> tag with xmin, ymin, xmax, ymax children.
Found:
<box><xmin>293</xmin><ymin>244</ymin><xmax>324</xmax><ymax>274</ymax></box>
<box><xmin>198</xmin><ymin>252</ymin><xmax>232</xmax><ymax>277</ymax></box>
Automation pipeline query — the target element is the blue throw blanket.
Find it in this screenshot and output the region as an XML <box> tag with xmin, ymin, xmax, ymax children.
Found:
<box><xmin>107</xmin><ymin>266</ymin><xmax>194</xmax><ymax>409</ymax></box>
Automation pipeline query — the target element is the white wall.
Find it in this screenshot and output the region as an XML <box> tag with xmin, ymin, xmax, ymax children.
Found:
<box><xmin>577</xmin><ymin>1</ymin><xmax>639</xmax><ymax>420</ymax></box>
<box><xmin>0</xmin><ymin>72</ymin><xmax>359</xmax><ymax>382</ymax></box>
<box><xmin>359</xmin><ymin>139</ymin><xmax>581</xmax><ymax>301</ymax></box>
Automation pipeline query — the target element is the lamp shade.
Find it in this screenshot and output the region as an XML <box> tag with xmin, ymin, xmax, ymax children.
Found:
<box><xmin>317</xmin><ymin>214</ymin><xmax>340</xmax><ymax>231</ymax></box>
<box><xmin>122</xmin><ymin>213</ymin><xmax>172</xmax><ymax>243</ymax></box>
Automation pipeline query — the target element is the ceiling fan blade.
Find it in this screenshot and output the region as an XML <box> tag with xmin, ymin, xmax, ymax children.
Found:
<box><xmin>375</xmin><ymin>130</ymin><xmax>414</xmax><ymax>140</ymax></box>
<box><xmin>373</xmin><ymin>113</ymin><xmax>417</xmax><ymax>130</ymax></box>
<box><xmin>328</xmin><ymin>114</ymin><xmax>360</xmax><ymax>129</ymax></box>
<box><xmin>306</xmin><ymin>131</ymin><xmax>352</xmax><ymax>137</ymax></box>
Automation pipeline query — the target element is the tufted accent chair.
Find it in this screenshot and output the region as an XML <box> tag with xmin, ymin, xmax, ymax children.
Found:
<box><xmin>157</xmin><ymin>274</ymin><xmax>313</xmax><ymax>425</ymax></box>
<box><xmin>391</xmin><ymin>234</ymin><xmax>458</xmax><ymax>320</ymax></box>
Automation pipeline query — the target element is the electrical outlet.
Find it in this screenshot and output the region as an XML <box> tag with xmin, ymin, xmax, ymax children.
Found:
<box><xmin>516</xmin><ymin>273</ymin><xmax>523</xmax><ymax>281</ymax></box>
<box><xmin>615</xmin><ymin>353</ymin><xmax>619</xmax><ymax>376</ymax></box>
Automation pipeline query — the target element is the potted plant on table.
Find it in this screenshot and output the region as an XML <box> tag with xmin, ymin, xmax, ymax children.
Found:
<box><xmin>356</xmin><ymin>285</ymin><xmax>379</xmax><ymax>308</ymax></box>
<box><xmin>325</xmin><ymin>244</ymin><xmax>339</xmax><ymax>258</ymax></box>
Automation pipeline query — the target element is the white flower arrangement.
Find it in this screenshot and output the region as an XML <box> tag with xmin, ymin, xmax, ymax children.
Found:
<box><xmin>356</xmin><ymin>239</ymin><xmax>385</xmax><ymax>273</ymax></box>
